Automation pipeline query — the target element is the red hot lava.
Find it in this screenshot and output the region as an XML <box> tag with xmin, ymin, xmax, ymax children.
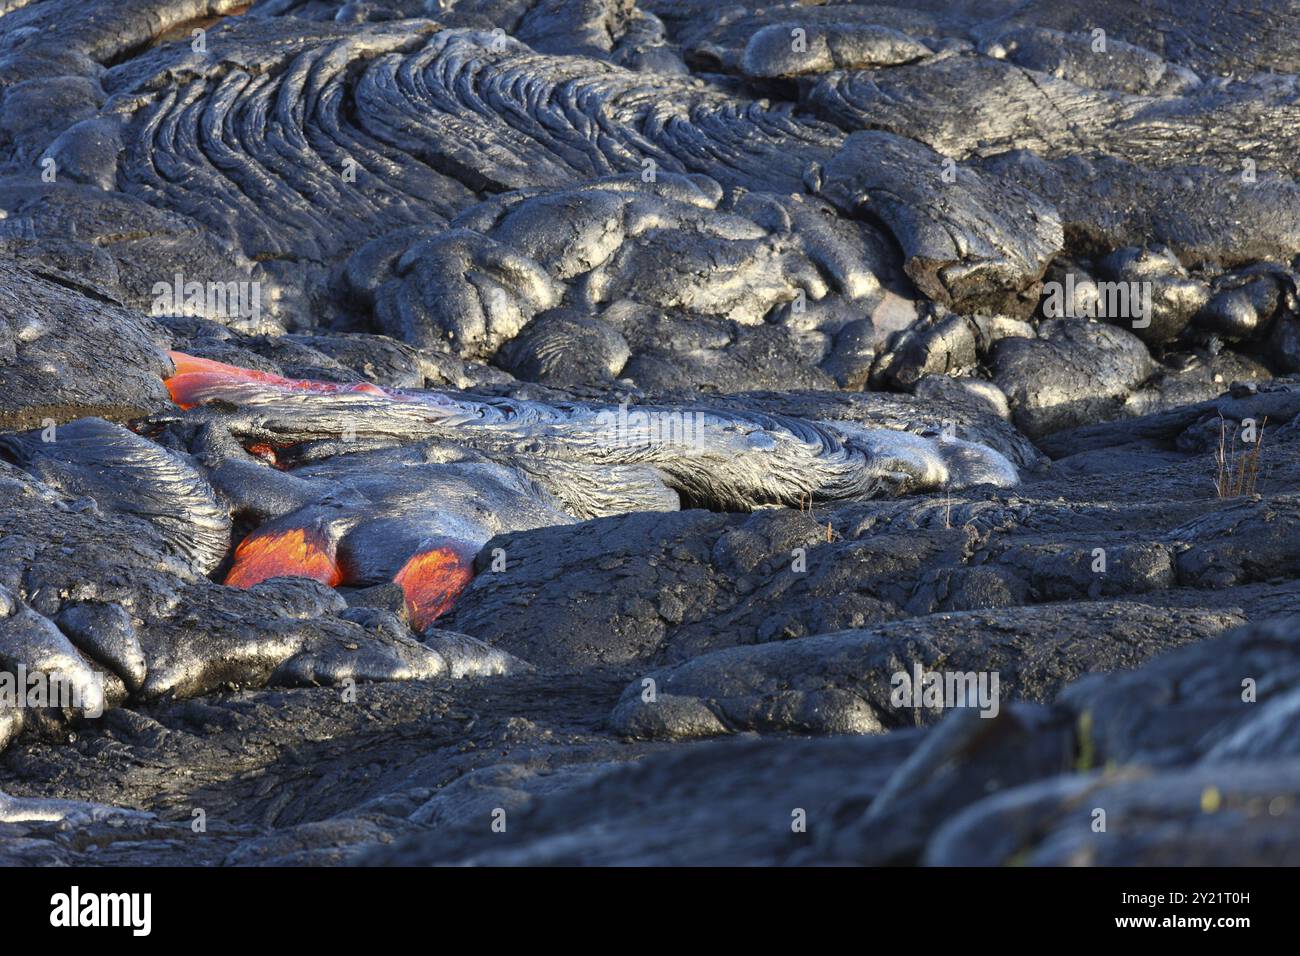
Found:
<box><xmin>163</xmin><ymin>353</ymin><xmax>477</xmax><ymax>629</ymax></box>
<box><xmin>224</xmin><ymin>527</ymin><xmax>343</xmax><ymax>589</ymax></box>
<box><xmin>164</xmin><ymin>350</ymin><xmax>388</xmax><ymax>409</ymax></box>
<box><xmin>393</xmin><ymin>547</ymin><xmax>476</xmax><ymax>631</ymax></box>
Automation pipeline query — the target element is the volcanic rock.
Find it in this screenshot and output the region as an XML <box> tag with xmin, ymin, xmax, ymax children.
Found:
<box><xmin>1</xmin><ymin>0</ymin><xmax>1299</xmax><ymax>870</ymax></box>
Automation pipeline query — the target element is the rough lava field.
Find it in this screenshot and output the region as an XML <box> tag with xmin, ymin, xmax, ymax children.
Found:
<box><xmin>0</xmin><ymin>0</ymin><xmax>1298</xmax><ymax>866</ymax></box>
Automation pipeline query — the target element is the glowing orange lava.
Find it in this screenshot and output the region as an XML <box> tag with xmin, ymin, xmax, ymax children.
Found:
<box><xmin>393</xmin><ymin>547</ymin><xmax>475</xmax><ymax>630</ymax></box>
<box><xmin>225</xmin><ymin>527</ymin><xmax>342</xmax><ymax>589</ymax></box>
<box><xmin>169</xmin><ymin>354</ymin><xmax>476</xmax><ymax>620</ymax></box>
<box><xmin>164</xmin><ymin>350</ymin><xmax>388</xmax><ymax>409</ymax></box>
<box><xmin>245</xmin><ymin>442</ymin><xmax>280</xmax><ymax>466</ymax></box>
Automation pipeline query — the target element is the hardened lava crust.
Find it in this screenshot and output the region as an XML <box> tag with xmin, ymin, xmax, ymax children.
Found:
<box><xmin>0</xmin><ymin>0</ymin><xmax>1299</xmax><ymax>866</ymax></box>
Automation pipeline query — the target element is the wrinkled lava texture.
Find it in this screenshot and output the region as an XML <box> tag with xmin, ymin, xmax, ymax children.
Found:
<box><xmin>1</xmin><ymin>0</ymin><xmax>1299</xmax><ymax>866</ymax></box>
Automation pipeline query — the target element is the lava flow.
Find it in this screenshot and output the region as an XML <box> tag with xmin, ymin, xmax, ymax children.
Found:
<box><xmin>393</xmin><ymin>547</ymin><xmax>476</xmax><ymax>630</ymax></box>
<box><xmin>225</xmin><ymin>527</ymin><xmax>343</xmax><ymax>589</ymax></box>
<box><xmin>165</xmin><ymin>354</ymin><xmax>481</xmax><ymax>626</ymax></box>
<box><xmin>164</xmin><ymin>351</ymin><xmax>388</xmax><ymax>409</ymax></box>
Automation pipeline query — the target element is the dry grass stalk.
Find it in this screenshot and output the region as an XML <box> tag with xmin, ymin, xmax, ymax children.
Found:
<box><xmin>1215</xmin><ymin>415</ymin><xmax>1268</xmax><ymax>498</ymax></box>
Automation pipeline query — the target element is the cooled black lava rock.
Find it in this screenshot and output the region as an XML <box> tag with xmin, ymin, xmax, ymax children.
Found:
<box><xmin>1095</xmin><ymin>245</ymin><xmax>1210</xmax><ymax>346</ymax></box>
<box><xmin>608</xmin><ymin>603</ymin><xmax>1243</xmax><ymax>740</ymax></box>
<box><xmin>992</xmin><ymin>318</ymin><xmax>1152</xmax><ymax>438</ymax></box>
<box><xmin>811</xmin><ymin>131</ymin><xmax>1062</xmax><ymax>318</ymax></box>
<box><xmin>0</xmin><ymin>262</ymin><xmax>173</xmax><ymax>430</ymax></box>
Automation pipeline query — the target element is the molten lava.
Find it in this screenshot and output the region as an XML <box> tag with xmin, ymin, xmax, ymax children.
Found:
<box><xmin>393</xmin><ymin>547</ymin><xmax>475</xmax><ymax>631</ymax></box>
<box><xmin>225</xmin><ymin>527</ymin><xmax>342</xmax><ymax>589</ymax></box>
<box><xmin>164</xmin><ymin>350</ymin><xmax>388</xmax><ymax>409</ymax></box>
<box><xmin>245</xmin><ymin>442</ymin><xmax>280</xmax><ymax>466</ymax></box>
<box><xmin>167</xmin><ymin>354</ymin><xmax>478</xmax><ymax>622</ymax></box>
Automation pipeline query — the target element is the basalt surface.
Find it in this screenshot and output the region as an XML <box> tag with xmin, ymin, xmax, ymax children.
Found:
<box><xmin>1</xmin><ymin>0</ymin><xmax>1298</xmax><ymax>866</ymax></box>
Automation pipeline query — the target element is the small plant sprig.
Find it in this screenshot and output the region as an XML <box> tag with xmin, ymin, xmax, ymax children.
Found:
<box><xmin>1215</xmin><ymin>415</ymin><xmax>1268</xmax><ymax>498</ymax></box>
<box><xmin>798</xmin><ymin>492</ymin><xmax>835</xmax><ymax>542</ymax></box>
